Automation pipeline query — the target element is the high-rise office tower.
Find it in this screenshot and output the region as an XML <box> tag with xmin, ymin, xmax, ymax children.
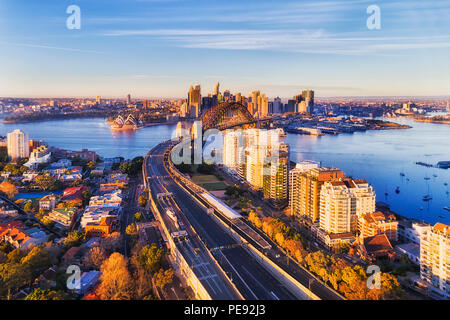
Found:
<box><xmin>248</xmin><ymin>90</ymin><xmax>261</xmax><ymax>116</ymax></box>
<box><xmin>286</xmin><ymin>99</ymin><xmax>296</xmax><ymax>113</ymax></box>
<box><xmin>297</xmin><ymin>167</ymin><xmax>345</xmax><ymax>223</ymax></box>
<box><xmin>272</xmin><ymin>97</ymin><xmax>282</xmax><ymax>114</ymax></box>
<box><xmin>235</xmin><ymin>92</ymin><xmax>242</xmax><ymax>104</ymax></box>
<box><xmin>96</xmin><ymin>96</ymin><xmax>101</xmax><ymax>104</ymax></box>
<box><xmin>214</xmin><ymin>82</ymin><xmax>220</xmax><ymax>96</ymax></box>
<box><xmin>223</xmin><ymin>90</ymin><xmax>231</xmax><ymax>102</ymax></box>
<box><xmin>7</xmin><ymin>129</ymin><xmax>30</xmax><ymax>160</ymax></box>
<box><xmin>289</xmin><ymin>161</ymin><xmax>320</xmax><ymax>216</ymax></box>
<box><xmin>447</xmin><ymin>101</ymin><xmax>450</xmax><ymax>112</ymax></box>
<box><xmin>126</xmin><ymin>94</ymin><xmax>131</xmax><ymax>105</ymax></box>
<box><xmin>420</xmin><ymin>223</ymin><xmax>450</xmax><ymax>298</ymax></box>
<box><xmin>258</xmin><ymin>94</ymin><xmax>269</xmax><ymax>117</ymax></box>
<box><xmin>302</xmin><ymin>90</ymin><xmax>315</xmax><ymax>113</ymax></box>
<box><xmin>188</xmin><ymin>84</ymin><xmax>202</xmax><ymax>117</ymax></box>
<box><xmin>319</xmin><ymin>179</ymin><xmax>376</xmax><ymax>235</ymax></box>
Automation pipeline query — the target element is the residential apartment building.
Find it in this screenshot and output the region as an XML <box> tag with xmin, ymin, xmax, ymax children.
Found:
<box><xmin>420</xmin><ymin>223</ymin><xmax>450</xmax><ymax>299</ymax></box>
<box><xmin>296</xmin><ymin>167</ymin><xmax>345</xmax><ymax>223</ymax></box>
<box><xmin>358</xmin><ymin>211</ymin><xmax>398</xmax><ymax>243</ymax></box>
<box><xmin>317</xmin><ymin>179</ymin><xmax>376</xmax><ymax>249</ymax></box>
<box><xmin>262</xmin><ymin>143</ymin><xmax>289</xmax><ymax>202</ymax></box>
<box><xmin>47</xmin><ymin>207</ymin><xmax>78</xmax><ymax>229</ymax></box>
<box><xmin>7</xmin><ymin>129</ymin><xmax>29</xmax><ymax>160</ymax></box>
<box><xmin>289</xmin><ymin>161</ymin><xmax>320</xmax><ymax>216</ymax></box>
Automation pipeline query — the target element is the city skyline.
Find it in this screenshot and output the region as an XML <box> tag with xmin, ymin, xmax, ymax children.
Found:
<box><xmin>1</xmin><ymin>0</ymin><xmax>450</xmax><ymax>98</ymax></box>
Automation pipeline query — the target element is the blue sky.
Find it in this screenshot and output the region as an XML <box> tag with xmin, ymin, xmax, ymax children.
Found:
<box><xmin>1</xmin><ymin>0</ymin><xmax>450</xmax><ymax>99</ymax></box>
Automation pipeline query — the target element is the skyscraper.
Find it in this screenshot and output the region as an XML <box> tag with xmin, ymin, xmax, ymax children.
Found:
<box><xmin>248</xmin><ymin>90</ymin><xmax>260</xmax><ymax>116</ymax></box>
<box><xmin>235</xmin><ymin>92</ymin><xmax>242</xmax><ymax>104</ymax></box>
<box><xmin>272</xmin><ymin>97</ymin><xmax>282</xmax><ymax>114</ymax></box>
<box><xmin>7</xmin><ymin>129</ymin><xmax>30</xmax><ymax>160</ymax></box>
<box><xmin>188</xmin><ymin>84</ymin><xmax>202</xmax><ymax>118</ymax></box>
<box><xmin>258</xmin><ymin>94</ymin><xmax>269</xmax><ymax>117</ymax></box>
<box><xmin>126</xmin><ymin>94</ymin><xmax>131</xmax><ymax>105</ymax></box>
<box><xmin>214</xmin><ymin>82</ymin><xmax>220</xmax><ymax>96</ymax></box>
<box><xmin>302</xmin><ymin>90</ymin><xmax>315</xmax><ymax>114</ymax></box>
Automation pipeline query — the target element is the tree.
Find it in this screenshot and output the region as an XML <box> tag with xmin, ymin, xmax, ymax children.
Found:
<box><xmin>154</xmin><ymin>268</ymin><xmax>174</xmax><ymax>291</ymax></box>
<box><xmin>0</xmin><ymin>252</ymin><xmax>6</xmax><ymax>264</ymax></box>
<box><xmin>248</xmin><ymin>210</ymin><xmax>262</xmax><ymax>229</ymax></box>
<box><xmin>82</xmin><ymin>190</ymin><xmax>92</xmax><ymax>206</ymax></box>
<box><xmin>100</xmin><ymin>232</ymin><xmax>122</xmax><ymax>253</ymax></box>
<box><xmin>64</xmin><ymin>230</ymin><xmax>86</xmax><ymax>248</ymax></box>
<box><xmin>0</xmin><ymin>263</ymin><xmax>32</xmax><ymax>298</ymax></box>
<box><xmin>21</xmin><ymin>246</ymin><xmax>51</xmax><ymax>277</ymax></box>
<box><xmin>36</xmin><ymin>208</ymin><xmax>46</xmax><ymax>220</ymax></box>
<box><xmin>138</xmin><ymin>194</ymin><xmax>147</xmax><ymax>207</ymax></box>
<box><xmin>7</xmin><ymin>248</ymin><xmax>23</xmax><ymax>264</ymax></box>
<box><xmin>87</xmin><ymin>161</ymin><xmax>97</xmax><ymax>170</ymax></box>
<box><xmin>134</xmin><ymin>268</ymin><xmax>153</xmax><ymax>300</ymax></box>
<box><xmin>135</xmin><ymin>244</ymin><xmax>163</xmax><ymax>274</ymax></box>
<box><xmin>97</xmin><ymin>252</ymin><xmax>134</xmax><ymax>300</ymax></box>
<box><xmin>25</xmin><ymin>288</ymin><xmax>67</xmax><ymax>300</ymax></box>
<box><xmin>35</xmin><ymin>175</ymin><xmax>55</xmax><ymax>191</ymax></box>
<box><xmin>126</xmin><ymin>223</ymin><xmax>138</xmax><ymax>237</ymax></box>
<box><xmin>134</xmin><ymin>212</ymin><xmax>143</xmax><ymax>222</ymax></box>
<box><xmin>0</xmin><ymin>180</ymin><xmax>18</xmax><ymax>198</ymax></box>
<box><xmin>83</xmin><ymin>247</ymin><xmax>108</xmax><ymax>269</ymax></box>
<box><xmin>24</xmin><ymin>201</ymin><xmax>33</xmax><ymax>213</ymax></box>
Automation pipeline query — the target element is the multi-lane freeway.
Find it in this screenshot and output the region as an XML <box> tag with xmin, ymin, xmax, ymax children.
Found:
<box><xmin>146</xmin><ymin>141</ymin><xmax>300</xmax><ymax>300</ymax></box>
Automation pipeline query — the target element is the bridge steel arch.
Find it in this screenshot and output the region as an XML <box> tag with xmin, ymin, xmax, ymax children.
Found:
<box><xmin>200</xmin><ymin>102</ymin><xmax>255</xmax><ymax>131</ymax></box>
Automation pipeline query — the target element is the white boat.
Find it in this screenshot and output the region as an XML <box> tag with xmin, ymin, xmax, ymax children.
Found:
<box><xmin>423</xmin><ymin>195</ymin><xmax>432</xmax><ymax>202</ymax></box>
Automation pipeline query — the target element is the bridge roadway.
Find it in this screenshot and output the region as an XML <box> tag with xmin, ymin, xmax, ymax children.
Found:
<box><xmin>147</xmin><ymin>141</ymin><xmax>298</xmax><ymax>300</ymax></box>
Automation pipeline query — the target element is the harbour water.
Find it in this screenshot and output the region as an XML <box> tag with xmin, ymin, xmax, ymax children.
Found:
<box><xmin>1</xmin><ymin>117</ymin><xmax>449</xmax><ymax>225</ymax></box>
<box><xmin>286</xmin><ymin>117</ymin><xmax>450</xmax><ymax>225</ymax></box>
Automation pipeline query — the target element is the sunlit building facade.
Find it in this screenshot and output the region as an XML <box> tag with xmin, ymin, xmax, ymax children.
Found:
<box><xmin>420</xmin><ymin>223</ymin><xmax>450</xmax><ymax>299</ymax></box>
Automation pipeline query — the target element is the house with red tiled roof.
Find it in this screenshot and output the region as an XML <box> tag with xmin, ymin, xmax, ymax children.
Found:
<box><xmin>60</xmin><ymin>186</ymin><xmax>89</xmax><ymax>206</ymax></box>
<box><xmin>358</xmin><ymin>234</ymin><xmax>396</xmax><ymax>262</ymax></box>
<box><xmin>0</xmin><ymin>221</ymin><xmax>48</xmax><ymax>250</ymax></box>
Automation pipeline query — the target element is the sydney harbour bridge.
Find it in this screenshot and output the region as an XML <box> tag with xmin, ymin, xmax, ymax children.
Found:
<box><xmin>200</xmin><ymin>101</ymin><xmax>272</xmax><ymax>131</ymax></box>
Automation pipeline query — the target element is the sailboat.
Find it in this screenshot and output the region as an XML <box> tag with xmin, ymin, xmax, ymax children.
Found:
<box><xmin>423</xmin><ymin>184</ymin><xmax>432</xmax><ymax>202</ymax></box>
